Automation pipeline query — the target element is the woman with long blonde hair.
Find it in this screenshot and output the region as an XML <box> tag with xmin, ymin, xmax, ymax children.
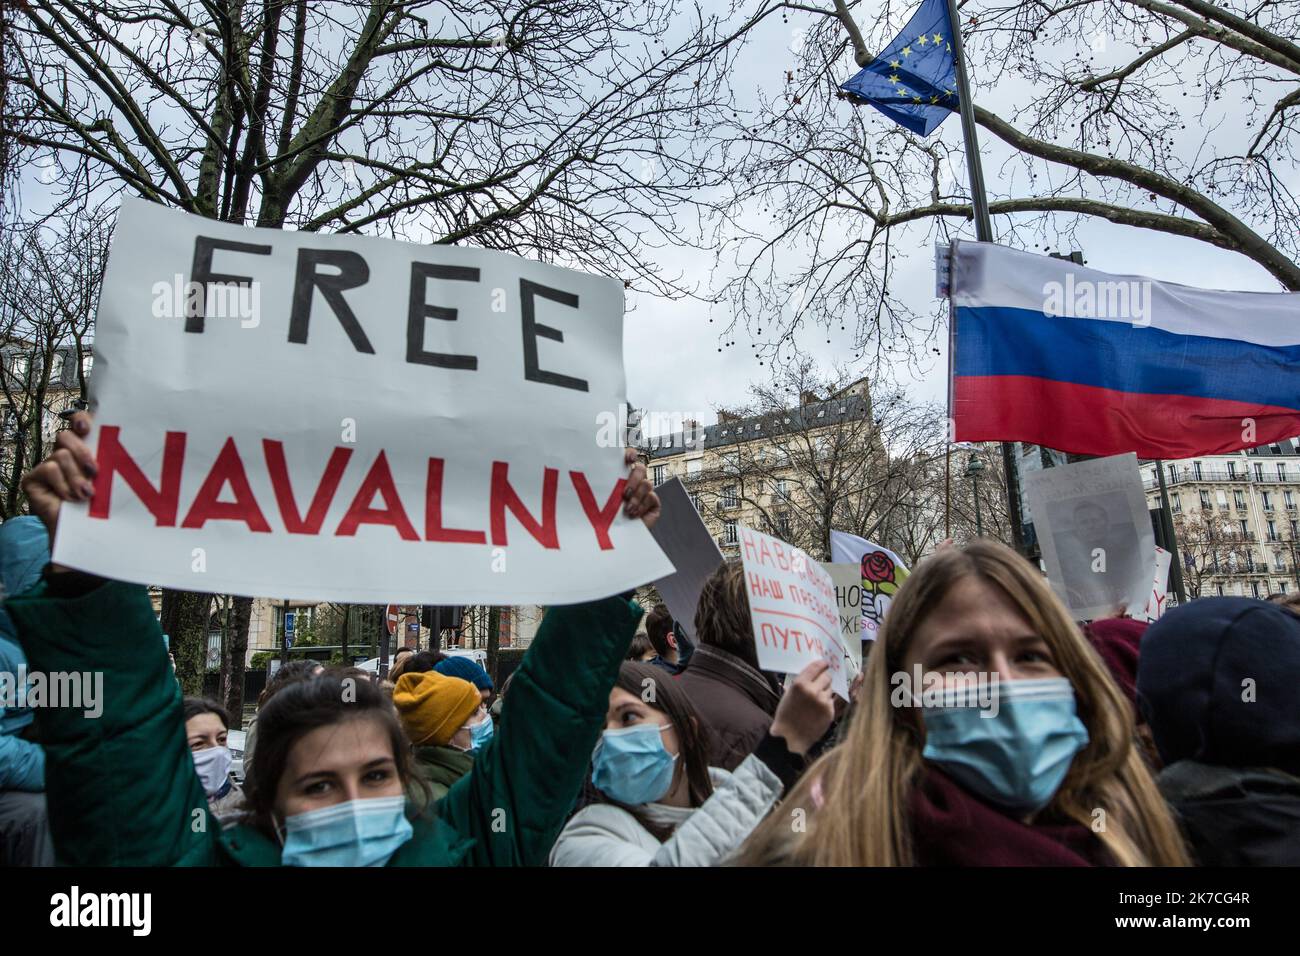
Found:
<box><xmin>735</xmin><ymin>540</ymin><xmax>1189</xmax><ymax>866</ymax></box>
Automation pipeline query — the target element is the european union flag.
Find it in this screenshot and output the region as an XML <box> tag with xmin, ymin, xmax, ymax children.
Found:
<box><xmin>840</xmin><ymin>0</ymin><xmax>959</xmax><ymax>136</ymax></box>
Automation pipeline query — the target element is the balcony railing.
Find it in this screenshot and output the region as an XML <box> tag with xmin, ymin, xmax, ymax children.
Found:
<box><xmin>1144</xmin><ymin>469</ymin><xmax>1300</xmax><ymax>489</ymax></box>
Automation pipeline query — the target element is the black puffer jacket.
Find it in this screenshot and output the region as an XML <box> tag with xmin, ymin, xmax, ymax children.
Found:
<box><xmin>1138</xmin><ymin>597</ymin><xmax>1300</xmax><ymax>865</ymax></box>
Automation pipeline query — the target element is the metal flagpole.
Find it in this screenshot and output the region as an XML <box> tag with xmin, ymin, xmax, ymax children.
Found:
<box><xmin>943</xmin><ymin>0</ymin><xmax>1026</xmax><ymax>554</ymax></box>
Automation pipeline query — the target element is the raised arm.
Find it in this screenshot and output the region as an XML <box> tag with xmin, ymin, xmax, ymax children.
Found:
<box><xmin>436</xmin><ymin>451</ymin><xmax>660</xmax><ymax>866</ymax></box>
<box><xmin>7</xmin><ymin>413</ymin><xmax>214</xmax><ymax>865</ymax></box>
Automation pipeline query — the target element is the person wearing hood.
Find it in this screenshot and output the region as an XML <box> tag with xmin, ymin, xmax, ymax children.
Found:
<box><xmin>392</xmin><ymin>671</ymin><xmax>491</xmax><ymax>801</ymax></box>
<box><xmin>550</xmin><ymin>659</ymin><xmax>831</xmax><ymax>867</ymax></box>
<box><xmin>0</xmin><ymin>516</ymin><xmax>55</xmax><ymax>865</ymax></box>
<box><xmin>184</xmin><ymin>698</ymin><xmax>244</xmax><ymax>826</ymax></box>
<box><xmin>676</xmin><ymin>561</ymin><xmax>784</xmax><ymax>771</ymax></box>
<box><xmin>1138</xmin><ymin>597</ymin><xmax>1300</xmax><ymax>866</ymax></box>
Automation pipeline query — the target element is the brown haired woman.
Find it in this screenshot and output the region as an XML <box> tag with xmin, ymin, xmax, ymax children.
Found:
<box><xmin>549</xmin><ymin>659</ymin><xmax>833</xmax><ymax>866</ymax></box>
<box><xmin>736</xmin><ymin>540</ymin><xmax>1189</xmax><ymax>867</ymax></box>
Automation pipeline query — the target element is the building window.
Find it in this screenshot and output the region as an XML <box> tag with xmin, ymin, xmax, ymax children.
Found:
<box><xmin>723</xmin><ymin>519</ymin><xmax>737</xmax><ymax>545</ymax></box>
<box><xmin>1193</xmin><ymin>461</ymin><xmax>1203</xmax><ymax>480</ymax></box>
<box><xmin>1275</xmin><ymin>552</ymin><xmax>1286</xmax><ymax>571</ymax></box>
<box><xmin>1168</xmin><ymin>464</ymin><xmax>1179</xmax><ymax>482</ymax></box>
<box><xmin>81</xmin><ymin>354</ymin><xmax>94</xmax><ymax>378</ymax></box>
<box><xmin>776</xmin><ymin>512</ymin><xmax>791</xmax><ymax>540</ymax></box>
<box><xmin>1216</xmin><ymin>490</ymin><xmax>1228</xmax><ymax>508</ymax></box>
<box><xmin>1227</xmin><ymin>461</ymin><xmax>1237</xmax><ymax>478</ymax></box>
<box><xmin>775</xmin><ymin>478</ymin><xmax>788</xmax><ymax>501</ymax></box>
<box><xmin>686</xmin><ymin>459</ymin><xmax>702</xmax><ymax>477</ymax></box>
<box><xmin>1262</xmin><ymin>491</ymin><xmax>1273</xmax><ymax>511</ymax></box>
<box><xmin>1234</xmin><ymin>490</ymin><xmax>1246</xmax><ymax>510</ymax></box>
<box><xmin>1216</xmin><ymin>583</ymin><xmax>1225</xmax><ymax>597</ymax></box>
<box><xmin>652</xmin><ymin>464</ymin><xmax>666</xmax><ymax>486</ymax></box>
<box><xmin>1286</xmin><ymin>490</ymin><xmax>1296</xmax><ymax>510</ymax></box>
<box><xmin>1281</xmin><ymin>582</ymin><xmax>1290</xmax><ymax>595</ymax></box>
<box><xmin>1251</xmin><ymin>581</ymin><xmax>1262</xmax><ymax>599</ymax></box>
<box><xmin>1254</xmin><ymin>463</ymin><xmax>1264</xmax><ymax>480</ymax></box>
<box><xmin>1170</xmin><ymin>493</ymin><xmax>1181</xmax><ymax>514</ymax></box>
<box><xmin>1268</xmin><ymin>520</ymin><xmax>1278</xmax><ymax>541</ymax></box>
<box><xmin>721</xmin><ymin>485</ymin><xmax>738</xmax><ymax>509</ymax></box>
<box><xmin>1280</xmin><ymin>463</ymin><xmax>1289</xmax><ymax>481</ymax></box>
<box><xmin>689</xmin><ymin>492</ymin><xmax>701</xmax><ymax>512</ymax></box>
<box><xmin>50</xmin><ymin>352</ymin><xmax>66</xmax><ymax>382</ymax></box>
<box><xmin>1199</xmin><ymin>490</ymin><xmax>1211</xmax><ymax>510</ymax></box>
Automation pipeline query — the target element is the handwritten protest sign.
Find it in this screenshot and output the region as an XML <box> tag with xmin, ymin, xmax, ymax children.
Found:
<box><xmin>738</xmin><ymin>525</ymin><xmax>848</xmax><ymax>699</ymax></box>
<box><xmin>54</xmin><ymin>198</ymin><xmax>674</xmax><ymax>603</ymax></box>
<box><xmin>821</xmin><ymin>562</ymin><xmax>865</xmax><ymax>675</ymax></box>
<box><xmin>649</xmin><ymin>478</ymin><xmax>724</xmax><ymax>639</ymax></box>
<box><xmin>1023</xmin><ymin>453</ymin><xmax>1156</xmax><ymax>621</ymax></box>
<box><xmin>1142</xmin><ymin>547</ymin><xmax>1172</xmax><ymax>623</ymax></box>
<box><xmin>829</xmin><ymin>530</ymin><xmax>909</xmax><ymax>639</ymax></box>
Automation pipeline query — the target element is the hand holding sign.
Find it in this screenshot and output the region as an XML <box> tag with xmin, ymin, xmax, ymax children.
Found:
<box><xmin>769</xmin><ymin>660</ymin><xmax>835</xmax><ymax>756</ymax></box>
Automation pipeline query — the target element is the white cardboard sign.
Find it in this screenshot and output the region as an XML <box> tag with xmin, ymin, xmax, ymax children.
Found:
<box><xmin>54</xmin><ymin>198</ymin><xmax>674</xmax><ymax>603</ymax></box>
<box><xmin>738</xmin><ymin>524</ymin><xmax>848</xmax><ymax>699</ymax></box>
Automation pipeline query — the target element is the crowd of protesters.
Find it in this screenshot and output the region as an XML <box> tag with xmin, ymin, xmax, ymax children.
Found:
<box><xmin>1</xmin><ymin>410</ymin><xmax>1297</xmax><ymax>867</ymax></box>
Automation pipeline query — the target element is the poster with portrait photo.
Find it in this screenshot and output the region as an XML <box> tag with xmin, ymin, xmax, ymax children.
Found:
<box><xmin>1024</xmin><ymin>453</ymin><xmax>1156</xmax><ymax>622</ymax></box>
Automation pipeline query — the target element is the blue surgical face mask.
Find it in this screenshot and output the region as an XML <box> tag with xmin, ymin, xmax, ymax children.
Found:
<box><xmin>591</xmin><ymin>722</ymin><xmax>677</xmax><ymax>806</ymax></box>
<box><xmin>469</xmin><ymin>714</ymin><xmax>495</xmax><ymax>753</ymax></box>
<box><xmin>920</xmin><ymin>678</ymin><xmax>1089</xmax><ymax>815</ymax></box>
<box><xmin>279</xmin><ymin>796</ymin><xmax>414</xmax><ymax>867</ymax></box>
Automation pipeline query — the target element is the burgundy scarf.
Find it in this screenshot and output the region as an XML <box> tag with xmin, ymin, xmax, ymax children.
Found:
<box><xmin>908</xmin><ymin>769</ymin><xmax>1113</xmax><ymax>866</ymax></box>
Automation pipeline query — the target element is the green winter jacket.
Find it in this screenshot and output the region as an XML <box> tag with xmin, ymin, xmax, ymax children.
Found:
<box><xmin>8</xmin><ymin>575</ymin><xmax>640</xmax><ymax>867</ymax></box>
<box><xmin>413</xmin><ymin>744</ymin><xmax>474</xmax><ymax>803</ymax></box>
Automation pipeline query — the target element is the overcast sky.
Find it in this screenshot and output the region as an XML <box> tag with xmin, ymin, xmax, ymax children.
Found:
<box><xmin>623</xmin><ymin>3</ymin><xmax>1290</xmax><ymax>432</ymax></box>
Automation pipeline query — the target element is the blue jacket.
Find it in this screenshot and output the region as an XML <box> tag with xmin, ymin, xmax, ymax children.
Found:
<box><xmin>0</xmin><ymin>517</ymin><xmax>50</xmax><ymax>791</ymax></box>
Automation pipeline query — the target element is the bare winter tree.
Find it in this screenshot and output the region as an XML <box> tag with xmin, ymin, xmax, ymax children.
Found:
<box><xmin>0</xmin><ymin>208</ymin><xmax>103</xmax><ymax>517</ymax></box>
<box><xmin>876</xmin><ymin>440</ymin><xmax>1011</xmax><ymax>563</ymax></box>
<box><xmin>710</xmin><ymin>0</ymin><xmax>1300</xmax><ymax>362</ymax></box>
<box><xmin>1173</xmin><ymin>508</ymin><xmax>1256</xmax><ymax>598</ymax></box>
<box><xmin>3</xmin><ymin>0</ymin><xmax>767</xmax><ymax>711</ymax></box>
<box><xmin>677</xmin><ymin>361</ymin><xmax>948</xmax><ymax>561</ymax></box>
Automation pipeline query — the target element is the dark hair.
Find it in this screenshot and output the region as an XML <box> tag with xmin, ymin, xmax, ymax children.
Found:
<box><xmin>694</xmin><ymin>560</ymin><xmax>759</xmax><ymax>668</ymax></box>
<box><xmin>242</xmin><ymin>667</ymin><xmax>427</xmax><ymax>837</ymax></box>
<box><xmin>257</xmin><ymin>659</ymin><xmax>323</xmax><ymax>708</ymax></box>
<box><xmin>645</xmin><ymin>605</ymin><xmax>675</xmax><ymax>659</ymax></box>
<box><xmin>597</xmin><ymin>662</ymin><xmax>716</xmax><ymax>842</ymax></box>
<box><xmin>626</xmin><ymin>632</ymin><xmax>654</xmax><ymax>661</ymax></box>
<box><xmin>404</xmin><ymin>650</ymin><xmax>446</xmax><ymax>675</ymax></box>
<box><xmin>182</xmin><ymin>697</ymin><xmax>230</xmax><ymax>730</ymax></box>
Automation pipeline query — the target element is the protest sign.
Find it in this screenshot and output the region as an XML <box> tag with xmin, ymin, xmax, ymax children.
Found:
<box><xmin>1142</xmin><ymin>547</ymin><xmax>1172</xmax><ymax>623</ymax></box>
<box><xmin>738</xmin><ymin>525</ymin><xmax>848</xmax><ymax>699</ymax></box>
<box><xmin>649</xmin><ymin>478</ymin><xmax>724</xmax><ymax>639</ymax></box>
<box><xmin>54</xmin><ymin>198</ymin><xmax>674</xmax><ymax>603</ymax></box>
<box><xmin>1023</xmin><ymin>453</ymin><xmax>1156</xmax><ymax>621</ymax></box>
<box><xmin>821</xmin><ymin>562</ymin><xmax>865</xmax><ymax>675</ymax></box>
<box><xmin>829</xmin><ymin>530</ymin><xmax>910</xmax><ymax>638</ymax></box>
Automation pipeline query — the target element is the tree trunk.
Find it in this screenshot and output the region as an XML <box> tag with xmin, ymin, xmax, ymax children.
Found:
<box><xmin>486</xmin><ymin>606</ymin><xmax>501</xmax><ymax>685</ymax></box>
<box><xmin>161</xmin><ymin>589</ymin><xmax>213</xmax><ymax>697</ymax></box>
<box><xmin>223</xmin><ymin>596</ymin><xmax>253</xmax><ymax>720</ymax></box>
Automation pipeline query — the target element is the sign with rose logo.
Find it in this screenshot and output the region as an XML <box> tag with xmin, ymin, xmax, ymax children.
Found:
<box><xmin>829</xmin><ymin>530</ymin><xmax>911</xmax><ymax>638</ymax></box>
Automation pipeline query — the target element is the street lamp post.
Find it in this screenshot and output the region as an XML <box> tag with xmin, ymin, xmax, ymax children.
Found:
<box><xmin>966</xmin><ymin>454</ymin><xmax>985</xmax><ymax>538</ymax></box>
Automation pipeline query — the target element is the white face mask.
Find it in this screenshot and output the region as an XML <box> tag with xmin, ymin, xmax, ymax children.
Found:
<box><xmin>192</xmin><ymin>745</ymin><xmax>233</xmax><ymax>797</ymax></box>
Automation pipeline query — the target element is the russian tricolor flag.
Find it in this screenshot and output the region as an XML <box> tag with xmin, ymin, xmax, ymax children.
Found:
<box><xmin>949</xmin><ymin>241</ymin><xmax>1300</xmax><ymax>459</ymax></box>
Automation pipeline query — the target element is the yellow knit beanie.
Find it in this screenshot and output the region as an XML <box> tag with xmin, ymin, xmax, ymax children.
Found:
<box><xmin>392</xmin><ymin>671</ymin><xmax>481</xmax><ymax>746</ymax></box>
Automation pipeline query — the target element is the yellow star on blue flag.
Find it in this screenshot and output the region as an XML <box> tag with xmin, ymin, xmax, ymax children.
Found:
<box><xmin>839</xmin><ymin>0</ymin><xmax>959</xmax><ymax>136</ymax></box>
